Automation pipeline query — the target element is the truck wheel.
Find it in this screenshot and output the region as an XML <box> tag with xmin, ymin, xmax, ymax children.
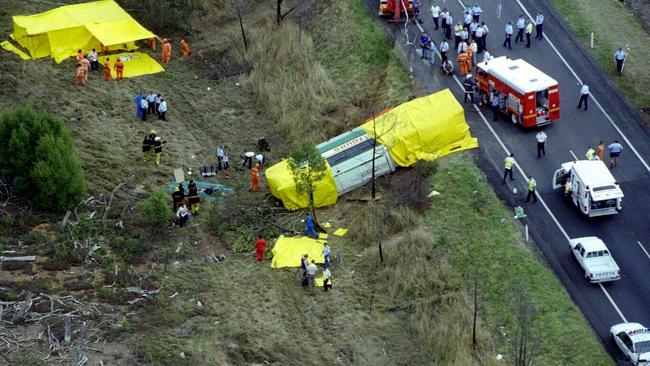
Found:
<box><xmin>510</xmin><ymin>113</ymin><xmax>518</xmax><ymax>125</ymax></box>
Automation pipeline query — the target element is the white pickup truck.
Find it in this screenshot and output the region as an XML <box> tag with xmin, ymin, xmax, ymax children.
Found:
<box><xmin>569</xmin><ymin>237</ymin><xmax>620</xmax><ymax>283</ymax></box>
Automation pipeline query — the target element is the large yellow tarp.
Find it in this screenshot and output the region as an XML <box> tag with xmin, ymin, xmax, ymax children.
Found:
<box><xmin>1</xmin><ymin>41</ymin><xmax>30</xmax><ymax>60</ymax></box>
<box><xmin>105</xmin><ymin>52</ymin><xmax>164</xmax><ymax>79</ymax></box>
<box><xmin>271</xmin><ymin>235</ymin><xmax>325</xmax><ymax>268</ymax></box>
<box><xmin>265</xmin><ymin>159</ymin><xmax>338</xmax><ymax>210</ymax></box>
<box><xmin>361</xmin><ymin>89</ymin><xmax>478</xmax><ymax>167</ymax></box>
<box><xmin>11</xmin><ymin>0</ymin><xmax>154</xmax><ymax>63</ymax></box>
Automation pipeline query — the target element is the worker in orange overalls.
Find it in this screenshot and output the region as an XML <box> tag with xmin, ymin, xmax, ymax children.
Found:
<box><xmin>114</xmin><ymin>58</ymin><xmax>124</xmax><ymax>81</ymax></box>
<box><xmin>147</xmin><ymin>37</ymin><xmax>157</xmax><ymax>51</ymax></box>
<box><xmin>180</xmin><ymin>39</ymin><xmax>191</xmax><ymax>57</ymax></box>
<box><xmin>79</xmin><ymin>56</ymin><xmax>90</xmax><ymax>83</ymax></box>
<box><xmin>103</xmin><ymin>58</ymin><xmax>112</xmax><ymax>81</ymax></box>
<box><xmin>75</xmin><ymin>63</ymin><xmax>85</xmax><ymax>86</ymax></box>
<box><xmin>457</xmin><ymin>51</ymin><xmax>469</xmax><ymax>76</ymax></box>
<box><xmin>161</xmin><ymin>39</ymin><xmax>171</xmax><ymax>64</ymax></box>
<box><xmin>248</xmin><ymin>163</ymin><xmax>260</xmax><ymax>192</ymax></box>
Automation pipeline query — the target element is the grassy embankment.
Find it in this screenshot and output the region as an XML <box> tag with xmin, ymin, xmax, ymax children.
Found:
<box><xmin>548</xmin><ymin>0</ymin><xmax>650</xmax><ymax>117</ymax></box>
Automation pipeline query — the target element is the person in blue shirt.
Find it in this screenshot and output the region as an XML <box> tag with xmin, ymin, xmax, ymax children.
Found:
<box><xmin>608</xmin><ymin>140</ymin><xmax>623</xmax><ymax>168</ymax></box>
<box><xmin>614</xmin><ymin>48</ymin><xmax>626</xmax><ymax>76</ymax></box>
<box><xmin>134</xmin><ymin>93</ymin><xmax>143</xmax><ymax>119</ymax></box>
<box><xmin>419</xmin><ymin>32</ymin><xmax>430</xmax><ymax>60</ymax></box>
<box><xmin>305</xmin><ymin>214</ymin><xmax>318</xmax><ymax>238</ymax></box>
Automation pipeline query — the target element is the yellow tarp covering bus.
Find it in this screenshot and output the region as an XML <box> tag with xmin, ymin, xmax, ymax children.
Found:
<box><xmin>361</xmin><ymin>89</ymin><xmax>478</xmax><ymax>167</ymax></box>
<box><xmin>265</xmin><ymin>159</ymin><xmax>338</xmax><ymax>211</ymax></box>
<box><xmin>11</xmin><ymin>0</ymin><xmax>155</xmax><ymax>63</ymax></box>
<box><xmin>271</xmin><ymin>235</ymin><xmax>325</xmax><ymax>268</ymax></box>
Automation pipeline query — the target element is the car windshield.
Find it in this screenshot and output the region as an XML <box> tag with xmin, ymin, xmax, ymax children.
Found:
<box><xmin>593</xmin><ymin>185</ymin><xmax>617</xmax><ymax>192</ymax></box>
<box><xmin>636</xmin><ymin>340</ymin><xmax>650</xmax><ymax>354</ymax></box>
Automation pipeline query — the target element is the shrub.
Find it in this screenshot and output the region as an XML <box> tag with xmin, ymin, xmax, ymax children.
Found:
<box><xmin>111</xmin><ymin>237</ymin><xmax>151</xmax><ymax>263</ymax></box>
<box><xmin>138</xmin><ymin>189</ymin><xmax>172</xmax><ymax>229</ymax></box>
<box><xmin>0</xmin><ymin>107</ymin><xmax>86</xmax><ymax>212</ymax></box>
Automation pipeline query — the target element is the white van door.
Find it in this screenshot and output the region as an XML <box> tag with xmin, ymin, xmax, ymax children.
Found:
<box><xmin>552</xmin><ymin>168</ymin><xmax>566</xmax><ymax>190</ymax></box>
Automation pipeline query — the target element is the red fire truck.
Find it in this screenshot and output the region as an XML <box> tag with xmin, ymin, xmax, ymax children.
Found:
<box><xmin>378</xmin><ymin>0</ymin><xmax>414</xmax><ymax>19</ymax></box>
<box><xmin>476</xmin><ymin>56</ymin><xmax>560</xmax><ymax>127</ymax></box>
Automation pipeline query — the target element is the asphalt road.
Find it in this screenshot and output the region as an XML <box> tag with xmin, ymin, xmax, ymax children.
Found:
<box><xmin>365</xmin><ymin>0</ymin><xmax>650</xmax><ymax>364</ymax></box>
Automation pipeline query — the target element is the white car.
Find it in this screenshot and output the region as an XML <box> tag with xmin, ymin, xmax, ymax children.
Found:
<box><xmin>610</xmin><ymin>322</ymin><xmax>650</xmax><ymax>365</ymax></box>
<box><xmin>569</xmin><ymin>237</ymin><xmax>620</xmax><ymax>283</ymax></box>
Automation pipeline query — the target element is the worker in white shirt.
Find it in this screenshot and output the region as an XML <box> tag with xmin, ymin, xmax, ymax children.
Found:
<box><xmin>535</xmin><ymin>12</ymin><xmax>544</xmax><ymax>40</ymax></box>
<box><xmin>445</xmin><ymin>12</ymin><xmax>453</xmax><ymax>40</ymax></box>
<box><xmin>158</xmin><ymin>97</ymin><xmax>168</xmax><ymax>120</ymax></box>
<box><xmin>480</xmin><ymin>22</ymin><xmax>489</xmax><ymax>52</ymax></box>
<box><xmin>577</xmin><ymin>84</ymin><xmax>590</xmax><ymax>111</ymax></box>
<box><xmin>439</xmin><ymin>40</ymin><xmax>450</xmax><ymax>62</ymax></box>
<box><xmin>440</xmin><ymin>8</ymin><xmax>449</xmax><ymax>34</ymax></box>
<box><xmin>475</xmin><ymin>25</ymin><xmax>485</xmax><ymax>53</ymax></box>
<box><xmin>482</xmin><ymin>51</ymin><xmax>493</xmax><ymax>62</ymax></box>
<box><xmin>471</xmin><ymin>4</ymin><xmax>482</xmax><ymax>23</ymax></box>
<box><xmin>515</xmin><ymin>15</ymin><xmax>526</xmax><ymax>43</ymax></box>
<box><xmin>535</xmin><ymin>131</ymin><xmax>547</xmax><ymax>158</ymax></box>
<box><xmin>469</xmin><ymin>21</ymin><xmax>479</xmax><ymax>40</ymax></box>
<box><xmin>88</xmin><ymin>48</ymin><xmax>99</xmax><ymax>71</ymax></box>
<box><xmin>243</xmin><ymin>151</ymin><xmax>255</xmax><ymax>169</ymax></box>
<box><xmin>459</xmin><ymin>29</ymin><xmax>469</xmax><ymax>46</ymax></box>
<box><xmin>431</xmin><ymin>3</ymin><xmax>441</xmax><ymax>30</ymax></box>
<box><xmin>463</xmin><ymin>9</ymin><xmax>472</xmax><ymax>30</ymax></box>
<box><xmin>255</xmin><ymin>153</ymin><xmax>265</xmax><ymax>170</ymax></box>
<box><xmin>614</xmin><ymin>48</ymin><xmax>626</xmax><ymax>76</ymax></box>
<box><xmin>140</xmin><ymin>95</ymin><xmax>148</xmax><ymax>121</ymax></box>
<box><xmin>503</xmin><ymin>22</ymin><xmax>513</xmax><ymax>49</ymax></box>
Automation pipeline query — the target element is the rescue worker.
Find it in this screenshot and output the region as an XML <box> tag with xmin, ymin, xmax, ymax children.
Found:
<box><xmin>503</xmin><ymin>153</ymin><xmax>515</xmax><ymax>183</ymax></box>
<box><xmin>243</xmin><ymin>151</ymin><xmax>255</xmax><ymax>169</ymax></box>
<box><xmin>441</xmin><ymin>59</ymin><xmax>454</xmax><ymax>75</ymax></box>
<box><xmin>536</xmin><ymin>130</ymin><xmax>547</xmax><ymax>158</ymax></box>
<box><xmin>140</xmin><ymin>95</ymin><xmax>149</xmax><ymax>121</ymax></box>
<box><xmin>564</xmin><ymin>179</ymin><xmax>572</xmax><ymax>197</ymax></box>
<box><xmin>88</xmin><ymin>48</ymin><xmax>99</xmax><ymax>71</ymax></box>
<box><xmin>515</xmin><ymin>15</ymin><xmax>526</xmax><ymax>43</ymax></box>
<box><xmin>472</xmin><ymin>4</ymin><xmax>482</xmax><ymax>23</ymax></box>
<box><xmin>305</xmin><ymin>213</ymin><xmax>317</xmax><ymax>238</ymax></box>
<box><xmin>147</xmin><ymin>37</ymin><xmax>157</xmax><ymax>51</ymax></box>
<box><xmin>75</xmin><ymin>63</ymin><xmax>85</xmax><ymax>86</ymax></box>
<box><xmin>503</xmin><ymin>22</ymin><xmax>513</xmax><ymax>49</ymax></box>
<box><xmin>577</xmin><ymin>84</ymin><xmax>590</xmax><ymax>111</ymax></box>
<box><xmin>172</xmin><ymin>187</ymin><xmax>184</xmax><ymax>212</ymax></box>
<box><xmin>454</xmin><ymin>22</ymin><xmax>464</xmax><ymax>49</ymax></box>
<box><xmin>114</xmin><ymin>57</ymin><xmax>124</xmax><ymax>81</ymax></box>
<box><xmin>419</xmin><ymin>32</ymin><xmax>431</xmax><ymax>61</ymax></box>
<box><xmin>255</xmin><ymin>234</ymin><xmax>266</xmax><ymax>262</ymax></box>
<box><xmin>161</xmin><ymin>39</ymin><xmax>171</xmax><ymax>64</ymax></box>
<box><xmin>248</xmin><ymin>163</ymin><xmax>260</xmax><ymax>192</ymax></box>
<box><xmin>79</xmin><ymin>56</ymin><xmax>90</xmax><ymax>83</ymax></box>
<box><xmin>187</xmin><ymin>186</ymin><xmax>200</xmax><ymax>214</ymax></box>
<box><xmin>103</xmin><ymin>58</ymin><xmax>112</xmax><ymax>81</ymax></box>
<box><xmin>525</xmin><ymin>21</ymin><xmax>533</xmax><ymax>48</ymax></box>
<box><xmin>142</xmin><ymin>132</ymin><xmax>152</xmax><ymax>161</ymax></box>
<box><xmin>216</xmin><ymin>145</ymin><xmax>225</xmax><ymax>170</ymax></box>
<box><xmin>491</xmin><ymin>91</ymin><xmax>500</xmax><ymax>121</ymax></box>
<box><xmin>180</xmin><ymin>39</ymin><xmax>191</xmax><ymax>57</ymax></box>
<box><xmin>463</xmin><ymin>74</ymin><xmax>475</xmax><ymax>103</ymax></box>
<box><xmin>535</xmin><ymin>12</ymin><xmax>544</xmax><ymax>40</ymax></box>
<box><xmin>323</xmin><ymin>242</ymin><xmax>331</xmax><ymax>268</ymax></box>
<box><xmin>222</xmin><ymin>154</ymin><xmax>230</xmax><ymax>178</ymax></box>
<box><xmin>457</xmin><ymin>51</ymin><xmax>470</xmax><ymax>76</ymax></box>
<box><xmin>323</xmin><ymin>267</ymin><xmax>333</xmax><ymax>292</ymax></box>
<box><xmin>585</xmin><ymin>145</ymin><xmax>595</xmax><ymax>161</ymax></box>
<box><xmin>439</xmin><ymin>39</ymin><xmax>450</xmax><ymax>62</ymax></box>
<box><xmin>431</xmin><ymin>3</ymin><xmax>441</xmax><ymax>30</ymax></box>
<box><xmin>614</xmin><ymin>47</ymin><xmax>626</xmax><ymax>76</ymax></box>
<box><xmin>525</xmin><ymin>176</ymin><xmax>538</xmax><ymax>203</ymax></box>
<box><xmin>188</xmin><ymin>179</ymin><xmax>197</xmax><ymax>193</ymax></box>
<box><xmin>176</xmin><ymin>204</ymin><xmax>189</xmax><ymax>227</ymax></box>
<box><xmin>608</xmin><ymin>140</ymin><xmax>623</xmax><ymax>168</ymax></box>
<box><xmin>158</xmin><ymin>97</ymin><xmax>168</xmax><ymax>121</ymax></box>
<box><xmin>597</xmin><ymin>141</ymin><xmax>605</xmax><ymax>161</ymax></box>
<box><xmin>153</xmin><ymin>136</ymin><xmax>165</xmax><ymax>166</ymax></box>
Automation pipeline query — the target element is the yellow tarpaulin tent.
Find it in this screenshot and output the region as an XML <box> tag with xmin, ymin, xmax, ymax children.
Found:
<box><xmin>105</xmin><ymin>52</ymin><xmax>164</xmax><ymax>79</ymax></box>
<box><xmin>1</xmin><ymin>40</ymin><xmax>30</xmax><ymax>60</ymax></box>
<box><xmin>265</xmin><ymin>159</ymin><xmax>338</xmax><ymax>210</ymax></box>
<box><xmin>271</xmin><ymin>235</ymin><xmax>325</xmax><ymax>268</ymax></box>
<box><xmin>361</xmin><ymin>89</ymin><xmax>478</xmax><ymax>167</ymax></box>
<box><xmin>11</xmin><ymin>0</ymin><xmax>155</xmax><ymax>63</ymax></box>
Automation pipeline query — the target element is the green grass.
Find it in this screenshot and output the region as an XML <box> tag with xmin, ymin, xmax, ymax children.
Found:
<box><xmin>420</xmin><ymin>154</ymin><xmax>612</xmax><ymax>365</ymax></box>
<box><xmin>548</xmin><ymin>0</ymin><xmax>650</xmax><ymax>114</ymax></box>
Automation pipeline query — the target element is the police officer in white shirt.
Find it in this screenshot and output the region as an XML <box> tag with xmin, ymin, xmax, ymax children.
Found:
<box><xmin>503</xmin><ymin>22</ymin><xmax>513</xmax><ymax>49</ymax></box>
<box><xmin>515</xmin><ymin>15</ymin><xmax>526</xmax><ymax>43</ymax></box>
<box><xmin>577</xmin><ymin>84</ymin><xmax>590</xmax><ymax>111</ymax></box>
<box><xmin>475</xmin><ymin>24</ymin><xmax>485</xmax><ymax>53</ymax></box>
<box><xmin>535</xmin><ymin>131</ymin><xmax>547</xmax><ymax>158</ymax></box>
<box><xmin>535</xmin><ymin>12</ymin><xmax>544</xmax><ymax>40</ymax></box>
<box><xmin>439</xmin><ymin>39</ymin><xmax>450</xmax><ymax>62</ymax></box>
<box><xmin>614</xmin><ymin>48</ymin><xmax>626</xmax><ymax>76</ymax></box>
<box><xmin>471</xmin><ymin>4</ymin><xmax>482</xmax><ymax>23</ymax></box>
<box><xmin>463</xmin><ymin>10</ymin><xmax>472</xmax><ymax>30</ymax></box>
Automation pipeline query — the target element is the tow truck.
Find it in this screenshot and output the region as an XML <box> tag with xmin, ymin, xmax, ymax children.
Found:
<box><xmin>476</xmin><ymin>56</ymin><xmax>560</xmax><ymax>127</ymax></box>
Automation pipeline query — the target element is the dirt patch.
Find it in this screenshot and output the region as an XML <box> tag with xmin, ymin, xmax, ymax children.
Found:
<box><xmin>625</xmin><ymin>0</ymin><xmax>650</xmax><ymax>33</ymax></box>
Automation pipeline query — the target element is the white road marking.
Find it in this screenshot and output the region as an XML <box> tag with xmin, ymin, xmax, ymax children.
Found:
<box><xmin>569</xmin><ymin>150</ymin><xmax>578</xmax><ymax>160</ymax></box>
<box><xmin>638</xmin><ymin>241</ymin><xmax>650</xmax><ymax>261</ymax></box>
<box><xmin>512</xmin><ymin>0</ymin><xmax>650</xmax><ymax>174</ymax></box>
<box><xmin>434</xmin><ymin>0</ymin><xmax>629</xmax><ymax>323</ymax></box>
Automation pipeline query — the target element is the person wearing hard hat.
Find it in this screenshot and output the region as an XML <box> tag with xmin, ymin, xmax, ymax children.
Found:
<box><xmin>153</xmin><ymin>136</ymin><xmax>166</xmax><ymax>166</ymax></box>
<box><xmin>463</xmin><ymin>74</ymin><xmax>476</xmax><ymax>104</ymax></box>
<box><xmin>171</xmin><ymin>187</ymin><xmax>184</xmax><ymax>212</ymax></box>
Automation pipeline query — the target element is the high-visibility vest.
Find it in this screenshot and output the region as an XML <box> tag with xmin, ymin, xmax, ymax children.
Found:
<box><xmin>455</xmin><ymin>24</ymin><xmax>463</xmax><ymax>36</ymax></box>
<box><xmin>505</xmin><ymin>157</ymin><xmax>514</xmax><ymax>169</ymax></box>
<box><xmin>586</xmin><ymin>149</ymin><xmax>595</xmax><ymax>160</ymax></box>
<box><xmin>528</xmin><ymin>179</ymin><xmax>536</xmax><ymax>191</ymax></box>
<box><xmin>323</xmin><ymin>270</ymin><xmax>331</xmax><ymax>280</ymax></box>
<box><xmin>526</xmin><ymin>23</ymin><xmax>533</xmax><ymax>33</ymax></box>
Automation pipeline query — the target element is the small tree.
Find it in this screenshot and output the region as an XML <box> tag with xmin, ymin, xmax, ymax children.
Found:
<box><xmin>138</xmin><ymin>189</ymin><xmax>172</xmax><ymax>232</ymax></box>
<box><xmin>287</xmin><ymin>140</ymin><xmax>327</xmax><ymax>221</ymax></box>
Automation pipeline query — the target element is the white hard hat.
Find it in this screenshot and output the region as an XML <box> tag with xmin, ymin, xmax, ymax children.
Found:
<box><xmin>155</xmin><ymin>136</ymin><xmax>161</xmax><ymax>141</ymax></box>
<box><xmin>466</xmin><ymin>74</ymin><xmax>472</xmax><ymax>78</ymax></box>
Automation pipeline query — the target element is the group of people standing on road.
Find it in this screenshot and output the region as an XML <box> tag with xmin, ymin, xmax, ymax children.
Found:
<box><xmin>503</xmin><ymin>13</ymin><xmax>544</xmax><ymax>49</ymax></box>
